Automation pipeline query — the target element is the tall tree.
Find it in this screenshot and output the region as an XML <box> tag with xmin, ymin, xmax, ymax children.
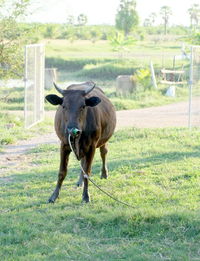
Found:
<box><xmin>115</xmin><ymin>0</ymin><xmax>139</xmax><ymax>36</ymax></box>
<box><xmin>188</xmin><ymin>4</ymin><xmax>200</xmax><ymax>30</ymax></box>
<box><xmin>66</xmin><ymin>15</ymin><xmax>75</xmax><ymax>26</ymax></box>
<box><xmin>144</xmin><ymin>12</ymin><xmax>157</xmax><ymax>27</ymax></box>
<box><xmin>160</xmin><ymin>5</ymin><xmax>172</xmax><ymax>35</ymax></box>
<box><xmin>143</xmin><ymin>18</ymin><xmax>151</xmax><ymax>27</ymax></box>
<box><xmin>77</xmin><ymin>14</ymin><xmax>88</xmax><ymax>26</ymax></box>
<box><xmin>0</xmin><ymin>0</ymin><xmax>31</xmax><ymax>79</ymax></box>
<box><xmin>149</xmin><ymin>12</ymin><xmax>157</xmax><ymax>25</ymax></box>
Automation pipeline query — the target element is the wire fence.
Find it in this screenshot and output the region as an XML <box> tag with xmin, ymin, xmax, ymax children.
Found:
<box><xmin>24</xmin><ymin>44</ymin><xmax>45</xmax><ymax>129</ymax></box>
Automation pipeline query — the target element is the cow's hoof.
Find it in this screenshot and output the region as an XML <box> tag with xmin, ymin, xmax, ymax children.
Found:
<box><xmin>48</xmin><ymin>189</ymin><xmax>59</xmax><ymax>203</ymax></box>
<box><xmin>101</xmin><ymin>168</ymin><xmax>108</xmax><ymax>179</ymax></box>
<box><xmin>101</xmin><ymin>173</ymin><xmax>108</xmax><ymax>179</ymax></box>
<box><xmin>76</xmin><ymin>181</ymin><xmax>83</xmax><ymax>187</ymax></box>
<box><xmin>47</xmin><ymin>198</ymin><xmax>55</xmax><ymax>203</ymax></box>
<box><xmin>82</xmin><ymin>195</ymin><xmax>90</xmax><ymax>203</ymax></box>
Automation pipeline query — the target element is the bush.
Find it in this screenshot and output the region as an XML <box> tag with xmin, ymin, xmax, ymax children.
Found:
<box><xmin>78</xmin><ymin>61</ymin><xmax>138</xmax><ymax>79</ymax></box>
<box><xmin>131</xmin><ymin>68</ymin><xmax>152</xmax><ymax>90</ymax></box>
<box><xmin>45</xmin><ymin>57</ymin><xmax>114</xmax><ymax>71</ymax></box>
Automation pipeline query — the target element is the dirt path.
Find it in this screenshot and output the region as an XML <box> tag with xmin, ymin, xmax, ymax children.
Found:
<box><xmin>1</xmin><ymin>99</ymin><xmax>200</xmax><ymax>175</ymax></box>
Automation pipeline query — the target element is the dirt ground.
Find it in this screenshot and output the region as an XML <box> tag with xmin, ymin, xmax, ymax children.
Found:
<box><xmin>1</xmin><ymin>98</ymin><xmax>200</xmax><ymax>175</ymax></box>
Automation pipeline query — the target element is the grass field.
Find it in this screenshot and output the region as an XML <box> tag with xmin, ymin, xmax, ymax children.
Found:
<box><xmin>44</xmin><ymin>38</ymin><xmax>188</xmax><ymax>71</ymax></box>
<box><xmin>0</xmin><ymin>37</ymin><xmax>192</xmax><ymax>151</ymax></box>
<box><xmin>0</xmin><ymin>128</ymin><xmax>200</xmax><ymax>260</ymax></box>
<box><xmin>44</xmin><ymin>39</ymin><xmax>183</xmax><ymax>60</ymax></box>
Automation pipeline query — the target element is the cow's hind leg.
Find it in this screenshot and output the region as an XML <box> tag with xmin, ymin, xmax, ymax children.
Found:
<box><xmin>48</xmin><ymin>143</ymin><xmax>70</xmax><ymax>203</ymax></box>
<box><xmin>100</xmin><ymin>144</ymin><xmax>108</xmax><ymax>179</ymax></box>
<box><xmin>76</xmin><ymin>159</ymin><xmax>84</xmax><ymax>187</ymax></box>
<box><xmin>82</xmin><ymin>147</ymin><xmax>95</xmax><ymax>203</ymax></box>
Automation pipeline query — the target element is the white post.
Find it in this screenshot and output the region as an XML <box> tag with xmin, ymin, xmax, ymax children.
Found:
<box><xmin>150</xmin><ymin>61</ymin><xmax>158</xmax><ymax>89</ymax></box>
<box><xmin>188</xmin><ymin>46</ymin><xmax>194</xmax><ymax>129</ymax></box>
<box><xmin>40</xmin><ymin>45</ymin><xmax>45</xmax><ymax>120</ymax></box>
<box><xmin>24</xmin><ymin>46</ymin><xmax>28</xmax><ymax>128</ymax></box>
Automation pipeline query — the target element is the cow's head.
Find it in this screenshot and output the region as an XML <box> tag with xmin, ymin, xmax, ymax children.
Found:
<box><xmin>45</xmin><ymin>81</ymin><xmax>101</xmax><ymax>138</ymax></box>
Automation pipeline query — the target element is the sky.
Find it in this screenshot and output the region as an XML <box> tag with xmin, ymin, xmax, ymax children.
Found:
<box><xmin>28</xmin><ymin>0</ymin><xmax>199</xmax><ymax>26</ymax></box>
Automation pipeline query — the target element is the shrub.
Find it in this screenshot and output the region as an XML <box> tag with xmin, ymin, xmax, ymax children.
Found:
<box><xmin>45</xmin><ymin>57</ymin><xmax>114</xmax><ymax>71</ymax></box>
<box><xmin>131</xmin><ymin>68</ymin><xmax>152</xmax><ymax>90</ymax></box>
<box><xmin>78</xmin><ymin>61</ymin><xmax>138</xmax><ymax>79</ymax></box>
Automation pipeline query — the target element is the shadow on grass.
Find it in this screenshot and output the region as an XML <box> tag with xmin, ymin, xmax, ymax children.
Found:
<box><xmin>107</xmin><ymin>149</ymin><xmax>200</xmax><ymax>172</ymax></box>
<box><xmin>3</xmin><ymin>146</ymin><xmax>200</xmax><ymax>186</ymax></box>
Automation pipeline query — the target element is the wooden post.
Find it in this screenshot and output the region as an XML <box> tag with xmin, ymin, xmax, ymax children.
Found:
<box><xmin>45</xmin><ymin>68</ymin><xmax>57</xmax><ymax>90</ymax></box>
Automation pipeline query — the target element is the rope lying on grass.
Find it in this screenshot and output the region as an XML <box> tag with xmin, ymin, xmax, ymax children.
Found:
<box><xmin>68</xmin><ymin>134</ymin><xmax>135</xmax><ymax>209</ymax></box>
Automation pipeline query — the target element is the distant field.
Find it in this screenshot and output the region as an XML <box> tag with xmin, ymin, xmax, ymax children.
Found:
<box><xmin>45</xmin><ymin>39</ymin><xmax>189</xmax><ymax>67</ymax></box>
<box><xmin>44</xmin><ymin>39</ymin><xmax>183</xmax><ymax>59</ymax></box>
<box><xmin>0</xmin><ymin>128</ymin><xmax>200</xmax><ymax>260</ymax></box>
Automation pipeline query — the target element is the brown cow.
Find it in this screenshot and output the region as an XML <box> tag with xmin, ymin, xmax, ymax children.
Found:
<box><xmin>45</xmin><ymin>81</ymin><xmax>116</xmax><ymax>203</ymax></box>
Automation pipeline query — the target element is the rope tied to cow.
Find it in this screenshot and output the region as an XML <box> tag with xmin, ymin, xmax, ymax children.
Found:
<box><xmin>68</xmin><ymin>134</ymin><xmax>135</xmax><ymax>209</ymax></box>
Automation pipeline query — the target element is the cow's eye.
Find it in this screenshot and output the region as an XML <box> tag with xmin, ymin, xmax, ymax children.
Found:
<box><xmin>81</xmin><ymin>105</ymin><xmax>86</xmax><ymax>110</ymax></box>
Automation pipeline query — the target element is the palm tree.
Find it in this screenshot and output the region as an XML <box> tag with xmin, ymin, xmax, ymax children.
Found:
<box><xmin>149</xmin><ymin>12</ymin><xmax>157</xmax><ymax>25</ymax></box>
<box><xmin>188</xmin><ymin>4</ymin><xmax>200</xmax><ymax>30</ymax></box>
<box><xmin>77</xmin><ymin>14</ymin><xmax>88</xmax><ymax>26</ymax></box>
<box><xmin>143</xmin><ymin>18</ymin><xmax>151</xmax><ymax>27</ymax></box>
<box><xmin>160</xmin><ymin>6</ymin><xmax>172</xmax><ymax>35</ymax></box>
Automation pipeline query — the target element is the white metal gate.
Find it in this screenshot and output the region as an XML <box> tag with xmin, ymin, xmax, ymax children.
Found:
<box><xmin>188</xmin><ymin>45</ymin><xmax>200</xmax><ymax>128</ymax></box>
<box><xmin>24</xmin><ymin>44</ymin><xmax>45</xmax><ymax>129</ymax></box>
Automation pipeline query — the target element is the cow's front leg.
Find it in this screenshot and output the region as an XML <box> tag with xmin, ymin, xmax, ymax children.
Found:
<box><xmin>82</xmin><ymin>147</ymin><xmax>95</xmax><ymax>203</ymax></box>
<box><xmin>48</xmin><ymin>143</ymin><xmax>70</xmax><ymax>203</ymax></box>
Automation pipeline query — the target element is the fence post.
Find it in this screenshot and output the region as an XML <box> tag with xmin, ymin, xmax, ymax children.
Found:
<box><xmin>150</xmin><ymin>61</ymin><xmax>158</xmax><ymax>89</ymax></box>
<box><xmin>188</xmin><ymin>46</ymin><xmax>193</xmax><ymax>129</ymax></box>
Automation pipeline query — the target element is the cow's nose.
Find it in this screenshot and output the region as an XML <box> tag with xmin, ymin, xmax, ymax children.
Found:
<box><xmin>67</xmin><ymin>127</ymin><xmax>81</xmax><ymax>137</ymax></box>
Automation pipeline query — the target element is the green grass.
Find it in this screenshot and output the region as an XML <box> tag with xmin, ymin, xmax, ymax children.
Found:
<box><xmin>0</xmin><ymin>111</ymin><xmax>53</xmax><ymax>149</ymax></box>
<box><xmin>45</xmin><ymin>39</ymin><xmax>189</xmax><ymax>73</ymax></box>
<box><xmin>0</xmin><ymin>128</ymin><xmax>200</xmax><ymax>260</ymax></box>
<box><xmin>45</xmin><ymin>39</ymin><xmax>183</xmax><ymax>60</ymax></box>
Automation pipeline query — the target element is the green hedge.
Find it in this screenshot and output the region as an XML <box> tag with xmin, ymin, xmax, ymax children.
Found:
<box><xmin>45</xmin><ymin>57</ymin><xmax>115</xmax><ymax>71</ymax></box>
<box><xmin>77</xmin><ymin>61</ymin><xmax>138</xmax><ymax>79</ymax></box>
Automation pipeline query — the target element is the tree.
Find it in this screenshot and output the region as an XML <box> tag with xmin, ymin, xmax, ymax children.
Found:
<box><xmin>160</xmin><ymin>6</ymin><xmax>172</xmax><ymax>35</ymax></box>
<box><xmin>115</xmin><ymin>0</ymin><xmax>139</xmax><ymax>37</ymax></box>
<box><xmin>66</xmin><ymin>15</ymin><xmax>75</xmax><ymax>26</ymax></box>
<box><xmin>77</xmin><ymin>14</ymin><xmax>88</xmax><ymax>26</ymax></box>
<box><xmin>143</xmin><ymin>18</ymin><xmax>151</xmax><ymax>27</ymax></box>
<box><xmin>108</xmin><ymin>31</ymin><xmax>134</xmax><ymax>51</ymax></box>
<box><xmin>149</xmin><ymin>12</ymin><xmax>157</xmax><ymax>25</ymax></box>
<box><xmin>188</xmin><ymin>4</ymin><xmax>200</xmax><ymax>31</ymax></box>
<box><xmin>43</xmin><ymin>24</ymin><xmax>59</xmax><ymax>39</ymax></box>
<box><xmin>144</xmin><ymin>13</ymin><xmax>157</xmax><ymax>27</ymax></box>
<box><xmin>0</xmin><ymin>0</ymin><xmax>32</xmax><ymax>79</ymax></box>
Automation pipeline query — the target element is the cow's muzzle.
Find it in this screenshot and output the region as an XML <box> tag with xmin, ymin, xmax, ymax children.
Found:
<box><xmin>67</xmin><ymin>127</ymin><xmax>81</xmax><ymax>138</ymax></box>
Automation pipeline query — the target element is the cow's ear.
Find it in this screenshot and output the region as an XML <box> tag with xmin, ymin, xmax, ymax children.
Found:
<box><xmin>45</xmin><ymin>94</ymin><xmax>63</xmax><ymax>105</ymax></box>
<box><xmin>85</xmin><ymin>96</ymin><xmax>101</xmax><ymax>107</ymax></box>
